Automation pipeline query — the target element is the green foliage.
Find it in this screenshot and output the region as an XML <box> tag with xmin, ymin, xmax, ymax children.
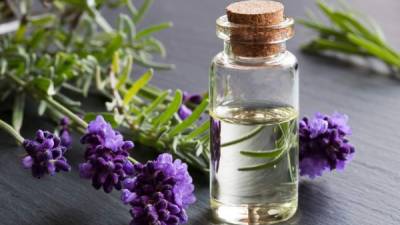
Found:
<box><xmin>300</xmin><ymin>0</ymin><xmax>400</xmax><ymax>77</ymax></box>
<box><xmin>0</xmin><ymin>0</ymin><xmax>209</xmax><ymax>173</ymax></box>
<box><xmin>123</xmin><ymin>69</ymin><xmax>153</xmax><ymax>105</ymax></box>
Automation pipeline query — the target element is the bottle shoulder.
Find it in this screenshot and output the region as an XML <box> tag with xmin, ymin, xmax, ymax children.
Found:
<box><xmin>211</xmin><ymin>51</ymin><xmax>298</xmax><ymax>71</ymax></box>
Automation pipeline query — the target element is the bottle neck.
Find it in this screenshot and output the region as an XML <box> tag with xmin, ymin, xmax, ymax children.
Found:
<box><xmin>223</xmin><ymin>41</ymin><xmax>287</xmax><ymax>64</ymax></box>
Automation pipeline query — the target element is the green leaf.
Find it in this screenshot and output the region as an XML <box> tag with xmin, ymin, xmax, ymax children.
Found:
<box><xmin>347</xmin><ymin>34</ymin><xmax>400</xmax><ymax>67</ymax></box>
<box><xmin>85</xmin><ymin>1</ymin><xmax>113</xmax><ymax>32</ymax></box>
<box><xmin>112</xmin><ymin>51</ymin><xmax>120</xmax><ymax>74</ymax></box>
<box><xmin>116</xmin><ymin>55</ymin><xmax>133</xmax><ymax>90</ymax></box>
<box><xmin>338</xmin><ymin>13</ymin><xmax>400</xmax><ymax>58</ymax></box>
<box><xmin>221</xmin><ymin>126</ymin><xmax>264</xmax><ymax>147</ymax></box>
<box><xmin>28</xmin><ymin>29</ymin><xmax>47</xmax><ymax>50</ymax></box>
<box><xmin>303</xmin><ymin>39</ymin><xmax>365</xmax><ymax>55</ymax></box>
<box><xmin>238</xmin><ymin>156</ymin><xmax>285</xmax><ymax>171</ymax></box>
<box><xmin>82</xmin><ymin>72</ymin><xmax>93</xmax><ymax>97</ymax></box>
<box><xmin>30</xmin><ymin>14</ymin><xmax>56</xmax><ymax>27</ymax></box>
<box><xmin>31</xmin><ymin>77</ymin><xmax>56</xmax><ymax>96</ymax></box>
<box><xmin>195</xmin><ymin>141</ymin><xmax>204</xmax><ymax>157</ymax></box>
<box><xmin>316</xmin><ymin>1</ymin><xmax>347</xmax><ymax>30</ymax></box>
<box><xmin>143</xmin><ymin>90</ymin><xmax>169</xmax><ymax>115</ymax></box>
<box><xmin>240</xmin><ymin>148</ymin><xmax>284</xmax><ymax>158</ymax></box>
<box><xmin>54</xmin><ymin>93</ymin><xmax>81</xmax><ymax>107</ymax></box>
<box><xmin>12</xmin><ymin>93</ymin><xmax>25</xmax><ymax>133</ymax></box>
<box><xmin>132</xmin><ymin>52</ymin><xmax>174</xmax><ymax>70</ymax></box>
<box><xmin>133</xmin><ymin>0</ymin><xmax>154</xmax><ymax>24</ymax></box>
<box><xmin>118</xmin><ymin>14</ymin><xmax>136</xmax><ymax>40</ymax></box>
<box><xmin>15</xmin><ymin>21</ymin><xmax>27</xmax><ymax>42</ymax></box>
<box><xmin>38</xmin><ymin>101</ymin><xmax>47</xmax><ymax>116</ymax></box>
<box><xmin>142</xmin><ymin>37</ymin><xmax>167</xmax><ymax>57</ymax></box>
<box><xmin>185</xmin><ymin>121</ymin><xmax>210</xmax><ymax>140</ymax></box>
<box><xmin>105</xmin><ymin>33</ymin><xmax>123</xmax><ymax>57</ymax></box>
<box><xmin>152</xmin><ymin>90</ymin><xmax>182</xmax><ymax>126</ymax></box>
<box><xmin>297</xmin><ymin>19</ymin><xmax>344</xmax><ymax>39</ymax></box>
<box><xmin>123</xmin><ymin>69</ymin><xmax>153</xmax><ymax>105</ymax></box>
<box><xmin>135</xmin><ymin>22</ymin><xmax>172</xmax><ymax>40</ymax></box>
<box><xmin>126</xmin><ymin>0</ymin><xmax>138</xmax><ymax>18</ymax></box>
<box><xmin>58</xmin><ymin>0</ymin><xmax>85</xmax><ymax>6</ymax></box>
<box><xmin>0</xmin><ymin>59</ymin><xmax>7</xmax><ymax>76</ymax></box>
<box><xmin>83</xmin><ymin>112</ymin><xmax>120</xmax><ymax>128</ymax></box>
<box><xmin>169</xmin><ymin>98</ymin><xmax>209</xmax><ymax>137</ymax></box>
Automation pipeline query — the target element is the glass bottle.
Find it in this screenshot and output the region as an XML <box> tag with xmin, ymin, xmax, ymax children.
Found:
<box><xmin>209</xmin><ymin>1</ymin><xmax>299</xmax><ymax>224</ymax></box>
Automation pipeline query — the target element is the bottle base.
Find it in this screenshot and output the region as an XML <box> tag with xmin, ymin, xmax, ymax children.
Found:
<box><xmin>210</xmin><ymin>198</ymin><xmax>297</xmax><ymax>225</ymax></box>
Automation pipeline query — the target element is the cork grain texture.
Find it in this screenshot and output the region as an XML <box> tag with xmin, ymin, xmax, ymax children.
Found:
<box><xmin>226</xmin><ymin>0</ymin><xmax>288</xmax><ymax>57</ymax></box>
<box><xmin>227</xmin><ymin>0</ymin><xmax>284</xmax><ymax>25</ymax></box>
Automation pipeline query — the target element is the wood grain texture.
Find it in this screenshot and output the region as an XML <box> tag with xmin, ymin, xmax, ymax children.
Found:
<box><xmin>1</xmin><ymin>0</ymin><xmax>400</xmax><ymax>225</ymax></box>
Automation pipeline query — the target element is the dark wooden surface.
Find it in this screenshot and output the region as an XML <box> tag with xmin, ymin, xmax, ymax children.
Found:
<box><xmin>1</xmin><ymin>0</ymin><xmax>400</xmax><ymax>225</ymax></box>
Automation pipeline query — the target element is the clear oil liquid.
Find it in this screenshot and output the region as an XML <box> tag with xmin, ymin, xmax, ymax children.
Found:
<box><xmin>210</xmin><ymin>102</ymin><xmax>298</xmax><ymax>225</ymax></box>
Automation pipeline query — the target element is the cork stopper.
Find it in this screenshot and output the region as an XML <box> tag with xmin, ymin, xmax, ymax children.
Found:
<box><xmin>226</xmin><ymin>0</ymin><xmax>284</xmax><ymax>26</ymax></box>
<box><xmin>225</xmin><ymin>0</ymin><xmax>289</xmax><ymax>57</ymax></box>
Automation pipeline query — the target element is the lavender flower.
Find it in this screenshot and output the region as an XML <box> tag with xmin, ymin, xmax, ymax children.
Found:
<box><xmin>121</xmin><ymin>153</ymin><xmax>196</xmax><ymax>225</ymax></box>
<box><xmin>22</xmin><ymin>130</ymin><xmax>71</xmax><ymax>178</ymax></box>
<box><xmin>178</xmin><ymin>105</ymin><xmax>192</xmax><ymax>120</ymax></box>
<box><xmin>79</xmin><ymin>115</ymin><xmax>135</xmax><ymax>193</ymax></box>
<box><xmin>182</xmin><ymin>91</ymin><xmax>202</xmax><ymax>105</ymax></box>
<box><xmin>178</xmin><ymin>92</ymin><xmax>203</xmax><ymax>120</ymax></box>
<box><xmin>211</xmin><ymin>118</ymin><xmax>221</xmax><ymax>172</ymax></box>
<box><xmin>59</xmin><ymin>117</ymin><xmax>72</xmax><ymax>148</ymax></box>
<box><xmin>299</xmin><ymin>112</ymin><xmax>355</xmax><ymax>179</ymax></box>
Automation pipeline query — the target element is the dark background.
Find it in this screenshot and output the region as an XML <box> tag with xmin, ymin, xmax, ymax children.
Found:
<box><xmin>1</xmin><ymin>0</ymin><xmax>400</xmax><ymax>225</ymax></box>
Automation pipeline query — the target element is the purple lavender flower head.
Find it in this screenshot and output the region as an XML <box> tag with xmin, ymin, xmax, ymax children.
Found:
<box><xmin>178</xmin><ymin>92</ymin><xmax>203</xmax><ymax>120</ymax></box>
<box><xmin>182</xmin><ymin>91</ymin><xmax>203</xmax><ymax>105</ymax></box>
<box><xmin>121</xmin><ymin>153</ymin><xmax>196</xmax><ymax>225</ymax></box>
<box><xmin>59</xmin><ymin>117</ymin><xmax>72</xmax><ymax>148</ymax></box>
<box><xmin>79</xmin><ymin>115</ymin><xmax>135</xmax><ymax>193</ymax></box>
<box><xmin>299</xmin><ymin>112</ymin><xmax>355</xmax><ymax>179</ymax></box>
<box><xmin>178</xmin><ymin>105</ymin><xmax>192</xmax><ymax>120</ymax></box>
<box><xmin>22</xmin><ymin>130</ymin><xmax>71</xmax><ymax>178</ymax></box>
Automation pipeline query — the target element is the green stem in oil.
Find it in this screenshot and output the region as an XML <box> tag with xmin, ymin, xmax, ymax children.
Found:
<box><xmin>238</xmin><ymin>150</ymin><xmax>287</xmax><ymax>171</ymax></box>
<box><xmin>238</xmin><ymin>120</ymin><xmax>297</xmax><ymax>173</ymax></box>
<box><xmin>286</xmin><ymin>149</ymin><xmax>295</xmax><ymax>182</ymax></box>
<box><xmin>285</xmin><ymin>121</ymin><xmax>297</xmax><ymax>182</ymax></box>
<box><xmin>221</xmin><ymin>125</ymin><xmax>264</xmax><ymax>148</ymax></box>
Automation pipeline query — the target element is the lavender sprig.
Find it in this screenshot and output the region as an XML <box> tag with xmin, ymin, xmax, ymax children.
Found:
<box><xmin>0</xmin><ymin>0</ymin><xmax>212</xmax><ymax>174</ymax></box>
<box><xmin>80</xmin><ymin>115</ymin><xmax>135</xmax><ymax>193</ymax></box>
<box><xmin>22</xmin><ymin>130</ymin><xmax>71</xmax><ymax>178</ymax></box>
<box><xmin>122</xmin><ymin>153</ymin><xmax>196</xmax><ymax>225</ymax></box>
<box><xmin>299</xmin><ymin>112</ymin><xmax>355</xmax><ymax>178</ymax></box>
<box><xmin>300</xmin><ymin>1</ymin><xmax>400</xmax><ymax>78</ymax></box>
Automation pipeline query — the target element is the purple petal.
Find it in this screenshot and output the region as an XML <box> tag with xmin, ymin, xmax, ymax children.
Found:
<box><xmin>22</xmin><ymin>156</ymin><xmax>33</xmax><ymax>169</ymax></box>
<box><xmin>300</xmin><ymin>157</ymin><xmax>329</xmax><ymax>179</ymax></box>
<box><xmin>47</xmin><ymin>162</ymin><xmax>56</xmax><ymax>175</ymax></box>
<box><xmin>121</xmin><ymin>189</ymin><xmax>137</xmax><ymax>204</ymax></box>
<box><xmin>178</xmin><ymin>105</ymin><xmax>192</xmax><ymax>120</ymax></box>
<box><xmin>188</xmin><ymin>94</ymin><xmax>202</xmax><ymax>104</ymax></box>
<box><xmin>55</xmin><ymin>160</ymin><xmax>71</xmax><ymax>172</ymax></box>
<box><xmin>157</xmin><ymin>153</ymin><xmax>173</xmax><ymax>164</ymax></box>
<box><xmin>60</xmin><ymin>117</ymin><xmax>70</xmax><ymax>126</ymax></box>
<box><xmin>60</xmin><ymin>129</ymin><xmax>72</xmax><ymax>148</ymax></box>
<box><xmin>123</xmin><ymin>177</ymin><xmax>137</xmax><ymax>190</ymax></box>
<box><xmin>123</xmin><ymin>161</ymin><xmax>134</xmax><ymax>175</ymax></box>
<box><xmin>309</xmin><ymin>118</ymin><xmax>328</xmax><ymax>138</ymax></box>
<box><xmin>79</xmin><ymin>162</ymin><xmax>93</xmax><ymax>178</ymax></box>
<box><xmin>122</xmin><ymin>141</ymin><xmax>134</xmax><ymax>150</ymax></box>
